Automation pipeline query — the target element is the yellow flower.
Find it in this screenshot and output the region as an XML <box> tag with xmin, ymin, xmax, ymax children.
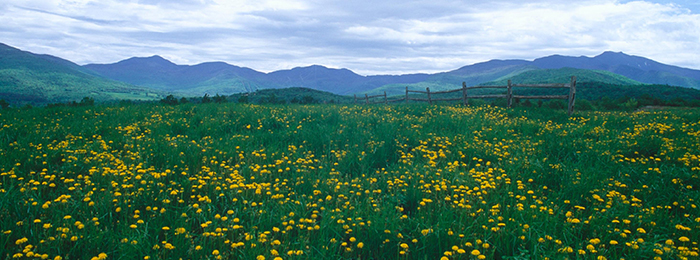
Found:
<box><xmin>471</xmin><ymin>249</ymin><xmax>481</xmax><ymax>256</ymax></box>
<box><xmin>357</xmin><ymin>242</ymin><xmax>364</xmax><ymax>249</ymax></box>
<box><xmin>679</xmin><ymin>236</ymin><xmax>690</xmax><ymax>242</ymax></box>
<box><xmin>15</xmin><ymin>237</ymin><xmax>28</xmax><ymax>245</ymax></box>
<box><xmin>212</xmin><ymin>250</ymin><xmax>219</xmax><ymax>256</ymax></box>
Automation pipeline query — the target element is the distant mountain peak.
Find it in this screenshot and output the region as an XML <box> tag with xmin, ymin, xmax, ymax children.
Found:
<box><xmin>594</xmin><ymin>51</ymin><xmax>633</xmax><ymax>59</ymax></box>
<box><xmin>117</xmin><ymin>55</ymin><xmax>176</xmax><ymax>66</ymax></box>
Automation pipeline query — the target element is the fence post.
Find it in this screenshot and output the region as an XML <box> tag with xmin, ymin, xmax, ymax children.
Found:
<box><xmin>507</xmin><ymin>79</ymin><xmax>513</xmax><ymax>108</ymax></box>
<box><xmin>365</xmin><ymin>94</ymin><xmax>369</xmax><ymax>104</ymax></box>
<box><xmin>405</xmin><ymin>87</ymin><xmax>409</xmax><ymax>103</ymax></box>
<box><xmin>462</xmin><ymin>81</ymin><xmax>468</xmax><ymax>105</ymax></box>
<box><xmin>354</xmin><ymin>94</ymin><xmax>357</xmax><ymax>104</ymax></box>
<box><xmin>568</xmin><ymin>76</ymin><xmax>577</xmax><ymax>115</ymax></box>
<box><xmin>427</xmin><ymin>87</ymin><xmax>432</xmax><ymax>105</ymax></box>
<box><xmin>384</xmin><ymin>91</ymin><xmax>388</xmax><ymax>104</ymax></box>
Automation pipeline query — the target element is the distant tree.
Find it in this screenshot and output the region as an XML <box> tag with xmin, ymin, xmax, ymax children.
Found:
<box><xmin>262</xmin><ymin>94</ymin><xmax>281</xmax><ymax>104</ymax></box>
<box><xmin>161</xmin><ymin>95</ymin><xmax>179</xmax><ymax>105</ymax></box>
<box><xmin>669</xmin><ymin>97</ymin><xmax>687</xmax><ymax>107</ymax></box>
<box><xmin>237</xmin><ymin>95</ymin><xmax>249</xmax><ymax>104</ymax></box>
<box><xmin>179</xmin><ymin>97</ymin><xmax>189</xmax><ymax>104</ymax></box>
<box><xmin>638</xmin><ymin>93</ymin><xmax>661</xmax><ymax>106</ymax></box>
<box><xmin>290</xmin><ymin>97</ymin><xmax>300</xmax><ymax>104</ymax></box>
<box><xmin>0</xmin><ymin>99</ymin><xmax>9</xmax><ymax>109</ymax></box>
<box><xmin>689</xmin><ymin>99</ymin><xmax>700</xmax><ymax>107</ymax></box>
<box><xmin>213</xmin><ymin>94</ymin><xmax>227</xmax><ymax>103</ymax></box>
<box><xmin>598</xmin><ymin>96</ymin><xmax>619</xmax><ymax>110</ymax></box>
<box><xmin>300</xmin><ymin>95</ymin><xmax>315</xmax><ymax>104</ymax></box>
<box><xmin>622</xmin><ymin>98</ymin><xmax>639</xmax><ymax>110</ymax></box>
<box><xmin>80</xmin><ymin>97</ymin><xmax>95</xmax><ymax>106</ymax></box>
<box><xmin>201</xmin><ymin>94</ymin><xmax>212</xmax><ymax>104</ymax></box>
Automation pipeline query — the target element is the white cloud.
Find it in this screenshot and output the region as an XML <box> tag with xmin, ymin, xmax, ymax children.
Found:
<box><xmin>1</xmin><ymin>0</ymin><xmax>699</xmax><ymax>75</ymax></box>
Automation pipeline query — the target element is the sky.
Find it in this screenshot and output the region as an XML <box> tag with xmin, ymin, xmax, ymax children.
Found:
<box><xmin>1</xmin><ymin>0</ymin><xmax>699</xmax><ymax>75</ymax></box>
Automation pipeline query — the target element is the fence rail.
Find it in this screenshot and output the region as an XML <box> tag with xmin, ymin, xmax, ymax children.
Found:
<box><xmin>355</xmin><ymin>76</ymin><xmax>578</xmax><ymax>115</ymax></box>
<box><xmin>354</xmin><ymin>92</ymin><xmax>388</xmax><ymax>104</ymax></box>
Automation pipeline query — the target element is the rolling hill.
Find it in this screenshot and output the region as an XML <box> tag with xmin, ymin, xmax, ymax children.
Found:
<box><xmin>0</xmin><ymin>43</ymin><xmax>162</xmax><ymax>105</ymax></box>
<box><xmin>532</xmin><ymin>51</ymin><xmax>700</xmax><ymax>88</ymax></box>
<box><xmin>84</xmin><ymin>56</ymin><xmax>266</xmax><ymax>95</ymax></box>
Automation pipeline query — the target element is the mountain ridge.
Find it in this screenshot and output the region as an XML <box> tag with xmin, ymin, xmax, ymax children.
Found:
<box><xmin>3</xmin><ymin>42</ymin><xmax>700</xmax><ymax>102</ymax></box>
<box><xmin>83</xmin><ymin>50</ymin><xmax>700</xmax><ymax>96</ymax></box>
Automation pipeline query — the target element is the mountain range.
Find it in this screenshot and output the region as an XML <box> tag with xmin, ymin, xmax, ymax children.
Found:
<box><xmin>0</xmin><ymin>43</ymin><xmax>161</xmax><ymax>104</ymax></box>
<box><xmin>76</xmin><ymin>50</ymin><xmax>700</xmax><ymax>95</ymax></box>
<box><xmin>2</xmin><ymin>42</ymin><xmax>700</xmax><ymax>104</ymax></box>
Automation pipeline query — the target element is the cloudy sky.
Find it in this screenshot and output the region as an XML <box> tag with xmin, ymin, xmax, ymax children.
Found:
<box><xmin>1</xmin><ymin>0</ymin><xmax>699</xmax><ymax>75</ymax></box>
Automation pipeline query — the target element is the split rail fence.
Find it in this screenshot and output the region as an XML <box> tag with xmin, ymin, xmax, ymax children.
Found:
<box><xmin>355</xmin><ymin>76</ymin><xmax>577</xmax><ymax>115</ymax></box>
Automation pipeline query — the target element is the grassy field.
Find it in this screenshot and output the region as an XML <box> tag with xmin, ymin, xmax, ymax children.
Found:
<box><xmin>1</xmin><ymin>103</ymin><xmax>699</xmax><ymax>260</ymax></box>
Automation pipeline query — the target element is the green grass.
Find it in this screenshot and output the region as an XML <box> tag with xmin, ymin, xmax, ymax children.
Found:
<box><xmin>1</xmin><ymin>103</ymin><xmax>699</xmax><ymax>259</ymax></box>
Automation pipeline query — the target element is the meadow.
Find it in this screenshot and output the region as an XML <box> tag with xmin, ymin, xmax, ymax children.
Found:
<box><xmin>1</xmin><ymin>103</ymin><xmax>699</xmax><ymax>260</ymax></box>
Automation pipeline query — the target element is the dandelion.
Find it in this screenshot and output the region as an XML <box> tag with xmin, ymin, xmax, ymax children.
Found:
<box><xmin>15</xmin><ymin>237</ymin><xmax>28</xmax><ymax>245</ymax></box>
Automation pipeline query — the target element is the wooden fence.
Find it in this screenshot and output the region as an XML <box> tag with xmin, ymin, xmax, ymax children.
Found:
<box><xmin>354</xmin><ymin>92</ymin><xmax>388</xmax><ymax>104</ymax></box>
<box><xmin>356</xmin><ymin>76</ymin><xmax>577</xmax><ymax>115</ymax></box>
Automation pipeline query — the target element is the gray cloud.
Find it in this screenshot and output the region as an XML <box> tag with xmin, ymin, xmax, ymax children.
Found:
<box><xmin>1</xmin><ymin>0</ymin><xmax>699</xmax><ymax>75</ymax></box>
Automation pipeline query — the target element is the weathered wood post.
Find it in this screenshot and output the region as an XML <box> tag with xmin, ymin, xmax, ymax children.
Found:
<box><xmin>384</xmin><ymin>91</ymin><xmax>388</xmax><ymax>104</ymax></box>
<box><xmin>568</xmin><ymin>76</ymin><xmax>577</xmax><ymax>115</ymax></box>
<box><xmin>462</xmin><ymin>81</ymin><xmax>468</xmax><ymax>105</ymax></box>
<box><xmin>365</xmin><ymin>94</ymin><xmax>369</xmax><ymax>104</ymax></box>
<box><xmin>405</xmin><ymin>86</ymin><xmax>409</xmax><ymax>103</ymax></box>
<box><xmin>507</xmin><ymin>79</ymin><xmax>513</xmax><ymax>108</ymax></box>
<box><xmin>427</xmin><ymin>87</ymin><xmax>432</xmax><ymax>105</ymax></box>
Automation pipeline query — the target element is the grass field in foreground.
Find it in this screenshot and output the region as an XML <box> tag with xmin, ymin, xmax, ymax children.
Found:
<box><xmin>1</xmin><ymin>103</ymin><xmax>699</xmax><ymax>260</ymax></box>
